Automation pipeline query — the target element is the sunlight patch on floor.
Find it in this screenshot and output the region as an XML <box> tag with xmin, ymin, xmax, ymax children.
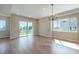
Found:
<box><xmin>54</xmin><ymin>39</ymin><xmax>79</xmax><ymax>50</ymax></box>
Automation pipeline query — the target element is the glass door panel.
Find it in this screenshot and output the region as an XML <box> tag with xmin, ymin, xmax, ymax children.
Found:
<box><xmin>19</xmin><ymin>21</ymin><xmax>28</xmax><ymax>36</ymax></box>
<box><xmin>28</xmin><ymin>22</ymin><xmax>33</xmax><ymax>35</ymax></box>
<box><xmin>19</xmin><ymin>21</ymin><xmax>33</xmax><ymax>37</ymax></box>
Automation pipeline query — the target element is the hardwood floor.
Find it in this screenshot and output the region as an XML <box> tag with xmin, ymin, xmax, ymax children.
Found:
<box><xmin>0</xmin><ymin>36</ymin><xmax>79</xmax><ymax>54</ymax></box>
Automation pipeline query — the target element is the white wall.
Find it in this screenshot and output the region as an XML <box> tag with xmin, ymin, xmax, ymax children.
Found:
<box><xmin>10</xmin><ymin>15</ymin><xmax>19</xmax><ymax>39</ymax></box>
<box><xmin>39</xmin><ymin>17</ymin><xmax>52</xmax><ymax>37</ymax></box>
<box><xmin>0</xmin><ymin>16</ymin><xmax>10</xmax><ymax>38</ymax></box>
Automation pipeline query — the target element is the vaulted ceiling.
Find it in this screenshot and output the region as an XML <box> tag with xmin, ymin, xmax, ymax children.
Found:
<box><xmin>0</xmin><ymin>4</ymin><xmax>79</xmax><ymax>18</ymax></box>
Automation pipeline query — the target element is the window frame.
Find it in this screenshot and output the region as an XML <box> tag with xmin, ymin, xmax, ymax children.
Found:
<box><xmin>52</xmin><ymin>17</ymin><xmax>77</xmax><ymax>33</ymax></box>
<box><xmin>0</xmin><ymin>19</ymin><xmax>6</xmax><ymax>31</ymax></box>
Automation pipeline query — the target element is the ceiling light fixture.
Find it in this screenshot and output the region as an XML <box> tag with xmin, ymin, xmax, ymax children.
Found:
<box><xmin>51</xmin><ymin>4</ymin><xmax>55</xmax><ymax>20</ymax></box>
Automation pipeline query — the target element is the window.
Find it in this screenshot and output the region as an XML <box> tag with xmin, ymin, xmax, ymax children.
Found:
<box><xmin>0</xmin><ymin>20</ymin><xmax>6</xmax><ymax>31</ymax></box>
<box><xmin>53</xmin><ymin>20</ymin><xmax>61</xmax><ymax>31</ymax></box>
<box><xmin>60</xmin><ymin>19</ymin><xmax>70</xmax><ymax>32</ymax></box>
<box><xmin>69</xmin><ymin>17</ymin><xmax>77</xmax><ymax>32</ymax></box>
<box><xmin>53</xmin><ymin>17</ymin><xmax>77</xmax><ymax>32</ymax></box>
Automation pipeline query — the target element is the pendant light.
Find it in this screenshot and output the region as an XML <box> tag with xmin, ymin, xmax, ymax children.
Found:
<box><xmin>51</xmin><ymin>4</ymin><xmax>54</xmax><ymax>20</ymax></box>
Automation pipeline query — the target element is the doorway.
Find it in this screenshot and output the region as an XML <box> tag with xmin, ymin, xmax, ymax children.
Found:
<box><xmin>19</xmin><ymin>21</ymin><xmax>33</xmax><ymax>37</ymax></box>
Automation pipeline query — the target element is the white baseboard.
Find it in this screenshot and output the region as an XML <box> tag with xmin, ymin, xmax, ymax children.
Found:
<box><xmin>39</xmin><ymin>34</ymin><xmax>52</xmax><ymax>38</ymax></box>
<box><xmin>0</xmin><ymin>36</ymin><xmax>10</xmax><ymax>38</ymax></box>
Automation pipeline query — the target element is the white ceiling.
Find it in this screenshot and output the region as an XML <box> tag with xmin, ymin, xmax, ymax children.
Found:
<box><xmin>53</xmin><ymin>4</ymin><xmax>79</xmax><ymax>15</ymax></box>
<box><xmin>0</xmin><ymin>4</ymin><xmax>79</xmax><ymax>18</ymax></box>
<box><xmin>0</xmin><ymin>4</ymin><xmax>12</xmax><ymax>16</ymax></box>
<box><xmin>11</xmin><ymin>4</ymin><xmax>52</xmax><ymax>18</ymax></box>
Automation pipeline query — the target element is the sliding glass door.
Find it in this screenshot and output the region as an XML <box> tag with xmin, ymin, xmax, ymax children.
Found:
<box><xmin>19</xmin><ymin>21</ymin><xmax>33</xmax><ymax>36</ymax></box>
<box><xmin>28</xmin><ymin>22</ymin><xmax>33</xmax><ymax>35</ymax></box>
<box><xmin>19</xmin><ymin>21</ymin><xmax>28</xmax><ymax>36</ymax></box>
